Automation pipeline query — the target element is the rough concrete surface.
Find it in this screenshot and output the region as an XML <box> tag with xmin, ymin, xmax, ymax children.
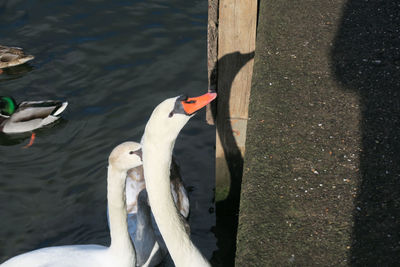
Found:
<box><xmin>236</xmin><ymin>0</ymin><xmax>400</xmax><ymax>266</ymax></box>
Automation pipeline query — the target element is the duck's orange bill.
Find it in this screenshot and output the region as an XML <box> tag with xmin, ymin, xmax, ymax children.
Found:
<box><xmin>182</xmin><ymin>92</ymin><xmax>217</xmax><ymax>115</ymax></box>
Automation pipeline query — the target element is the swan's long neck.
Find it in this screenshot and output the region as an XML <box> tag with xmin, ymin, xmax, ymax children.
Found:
<box><xmin>142</xmin><ymin>135</ymin><xmax>210</xmax><ymax>267</ymax></box>
<box><xmin>107</xmin><ymin>165</ymin><xmax>136</xmax><ymax>266</ymax></box>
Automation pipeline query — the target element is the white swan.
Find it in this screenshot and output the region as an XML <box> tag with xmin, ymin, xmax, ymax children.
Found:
<box><xmin>141</xmin><ymin>92</ymin><xmax>216</xmax><ymax>267</ymax></box>
<box><xmin>124</xmin><ymin>150</ymin><xmax>189</xmax><ymax>266</ymax></box>
<box><xmin>0</xmin><ymin>142</ymin><xmax>141</xmax><ymax>267</ymax></box>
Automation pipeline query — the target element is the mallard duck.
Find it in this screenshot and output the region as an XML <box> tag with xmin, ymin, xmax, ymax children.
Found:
<box><xmin>0</xmin><ymin>45</ymin><xmax>34</xmax><ymax>73</ymax></box>
<box><xmin>0</xmin><ymin>96</ymin><xmax>68</xmax><ymax>134</ymax></box>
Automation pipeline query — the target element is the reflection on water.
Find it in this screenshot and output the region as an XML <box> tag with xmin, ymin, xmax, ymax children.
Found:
<box><xmin>0</xmin><ymin>0</ymin><xmax>216</xmax><ymax>264</ymax></box>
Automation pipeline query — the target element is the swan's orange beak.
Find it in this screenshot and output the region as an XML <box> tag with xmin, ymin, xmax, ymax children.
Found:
<box><xmin>181</xmin><ymin>92</ymin><xmax>217</xmax><ymax>115</ymax></box>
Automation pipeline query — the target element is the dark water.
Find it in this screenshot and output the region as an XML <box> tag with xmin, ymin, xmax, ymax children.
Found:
<box><xmin>0</xmin><ymin>0</ymin><xmax>216</xmax><ymax>263</ymax></box>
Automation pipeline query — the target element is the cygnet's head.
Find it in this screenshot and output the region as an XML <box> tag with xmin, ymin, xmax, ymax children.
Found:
<box><xmin>144</xmin><ymin>92</ymin><xmax>217</xmax><ymax>142</ymax></box>
<box><xmin>109</xmin><ymin>141</ymin><xmax>143</xmax><ymax>171</ymax></box>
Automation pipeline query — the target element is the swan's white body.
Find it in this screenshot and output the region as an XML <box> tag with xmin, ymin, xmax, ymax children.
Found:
<box><xmin>141</xmin><ymin>95</ymin><xmax>214</xmax><ymax>267</ymax></box>
<box><xmin>1</xmin><ymin>142</ymin><xmax>140</xmax><ymax>267</ymax></box>
<box><xmin>1</xmin><ymin>246</ymin><xmax>111</xmax><ymax>267</ymax></box>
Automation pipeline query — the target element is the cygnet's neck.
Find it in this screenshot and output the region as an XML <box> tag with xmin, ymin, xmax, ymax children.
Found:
<box><xmin>142</xmin><ymin>134</ymin><xmax>210</xmax><ymax>267</ymax></box>
<box><xmin>107</xmin><ymin>165</ymin><xmax>136</xmax><ymax>266</ymax></box>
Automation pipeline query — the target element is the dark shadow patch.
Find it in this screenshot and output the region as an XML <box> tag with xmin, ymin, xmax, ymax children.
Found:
<box><xmin>210</xmin><ymin>51</ymin><xmax>254</xmax><ymax>267</ymax></box>
<box><xmin>331</xmin><ymin>1</ymin><xmax>400</xmax><ymax>265</ymax></box>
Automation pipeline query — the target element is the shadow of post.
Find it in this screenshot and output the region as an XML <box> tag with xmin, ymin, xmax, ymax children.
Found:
<box><xmin>332</xmin><ymin>0</ymin><xmax>400</xmax><ymax>265</ymax></box>
<box><xmin>210</xmin><ymin>51</ymin><xmax>254</xmax><ymax>266</ymax></box>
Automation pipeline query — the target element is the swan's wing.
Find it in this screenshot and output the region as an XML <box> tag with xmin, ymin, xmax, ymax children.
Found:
<box><xmin>126</xmin><ymin>165</ymin><xmax>145</xmax><ymax>214</ymax></box>
<box><xmin>124</xmin><ymin>156</ymin><xmax>189</xmax><ymax>266</ymax></box>
<box><xmin>133</xmin><ymin>189</ymin><xmax>167</xmax><ymax>266</ymax></box>
<box><xmin>125</xmin><ymin>164</ymin><xmax>164</xmax><ymax>266</ymax></box>
<box><xmin>127</xmin><ymin>206</ymin><xmax>166</xmax><ymax>267</ymax></box>
<box><xmin>125</xmin><ymin>167</ymin><xmax>166</xmax><ymax>266</ymax></box>
<box><xmin>125</xmin><ymin>155</ymin><xmax>189</xmax><ymax>217</ymax></box>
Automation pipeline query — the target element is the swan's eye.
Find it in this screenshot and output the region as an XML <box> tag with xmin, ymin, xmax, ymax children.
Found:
<box><xmin>168</xmin><ymin>111</ymin><xmax>174</xmax><ymax>118</ymax></box>
<box><xmin>129</xmin><ymin>149</ymin><xmax>143</xmax><ymax>161</ymax></box>
<box><xmin>177</xmin><ymin>95</ymin><xmax>188</xmax><ymax>101</ymax></box>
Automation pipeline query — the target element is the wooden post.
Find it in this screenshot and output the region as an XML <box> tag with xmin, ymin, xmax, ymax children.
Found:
<box><xmin>206</xmin><ymin>0</ymin><xmax>219</xmax><ymax>125</ymax></box>
<box><xmin>210</xmin><ymin>1</ymin><xmax>257</xmax><ymax>264</ymax></box>
<box><xmin>215</xmin><ymin>0</ymin><xmax>257</xmax><ymax>200</ymax></box>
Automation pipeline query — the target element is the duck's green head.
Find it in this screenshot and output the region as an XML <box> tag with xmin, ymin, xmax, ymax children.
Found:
<box><xmin>0</xmin><ymin>96</ymin><xmax>17</xmax><ymax>116</ymax></box>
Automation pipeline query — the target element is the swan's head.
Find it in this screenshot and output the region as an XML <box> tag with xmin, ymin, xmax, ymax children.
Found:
<box><xmin>109</xmin><ymin>141</ymin><xmax>143</xmax><ymax>172</ymax></box>
<box><xmin>144</xmin><ymin>92</ymin><xmax>217</xmax><ymax>142</ymax></box>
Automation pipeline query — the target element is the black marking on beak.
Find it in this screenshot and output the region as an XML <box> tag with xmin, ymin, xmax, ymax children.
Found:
<box><xmin>171</xmin><ymin>95</ymin><xmax>190</xmax><ymax>116</ymax></box>
<box><xmin>132</xmin><ymin>148</ymin><xmax>143</xmax><ymax>161</ymax></box>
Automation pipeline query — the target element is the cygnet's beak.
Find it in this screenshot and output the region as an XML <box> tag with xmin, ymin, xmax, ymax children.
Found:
<box><xmin>181</xmin><ymin>92</ymin><xmax>217</xmax><ymax>115</ymax></box>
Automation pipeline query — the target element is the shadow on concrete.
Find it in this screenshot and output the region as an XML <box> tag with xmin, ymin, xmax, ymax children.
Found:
<box><xmin>210</xmin><ymin>51</ymin><xmax>254</xmax><ymax>267</ymax></box>
<box><xmin>332</xmin><ymin>1</ymin><xmax>400</xmax><ymax>265</ymax></box>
